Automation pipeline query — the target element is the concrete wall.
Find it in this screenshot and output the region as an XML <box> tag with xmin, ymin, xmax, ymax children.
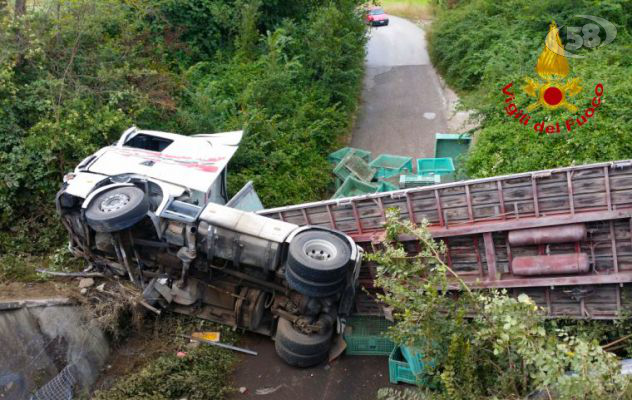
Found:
<box><xmin>0</xmin><ymin>301</ymin><xmax>109</xmax><ymax>399</ymax></box>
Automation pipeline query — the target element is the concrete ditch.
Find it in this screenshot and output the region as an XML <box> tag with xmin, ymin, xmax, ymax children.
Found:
<box><xmin>0</xmin><ymin>299</ymin><xmax>109</xmax><ymax>399</ymax></box>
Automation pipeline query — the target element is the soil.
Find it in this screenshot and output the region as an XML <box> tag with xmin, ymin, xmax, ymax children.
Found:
<box><xmin>0</xmin><ymin>280</ymin><xmax>78</xmax><ymax>301</ymax></box>
<box><xmin>91</xmin><ymin>328</ymin><xmax>174</xmax><ymax>392</ymax></box>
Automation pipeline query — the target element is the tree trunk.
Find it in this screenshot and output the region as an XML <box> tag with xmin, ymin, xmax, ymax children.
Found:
<box><xmin>14</xmin><ymin>0</ymin><xmax>27</xmax><ymax>66</ymax></box>
<box><xmin>15</xmin><ymin>0</ymin><xmax>26</xmax><ymax>16</ymax></box>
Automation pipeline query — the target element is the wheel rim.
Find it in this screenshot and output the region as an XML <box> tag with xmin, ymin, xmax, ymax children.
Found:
<box><xmin>303</xmin><ymin>239</ymin><xmax>337</xmax><ymax>261</ymax></box>
<box><xmin>100</xmin><ymin>193</ymin><xmax>131</xmax><ymax>213</ymax></box>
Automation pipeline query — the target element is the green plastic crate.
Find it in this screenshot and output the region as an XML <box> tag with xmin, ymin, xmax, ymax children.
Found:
<box><xmin>400</xmin><ymin>345</ymin><xmax>426</xmax><ymax>376</ymax></box>
<box><xmin>332</xmin><ymin>176</ymin><xmax>378</xmax><ymax>199</ymax></box>
<box><xmin>416</xmin><ymin>158</ymin><xmax>455</xmax><ymax>176</ymax></box>
<box><xmin>389</xmin><ymin>346</ymin><xmax>418</xmax><ymax>384</ymax></box>
<box><xmin>399</xmin><ymin>174</ymin><xmax>441</xmax><ymax>188</ymax></box>
<box><xmin>434</xmin><ymin>133</ymin><xmax>471</xmax><ymax>160</ymax></box>
<box><xmin>376</xmin><ymin>180</ymin><xmax>399</xmax><ymax>193</ymax></box>
<box><xmin>369</xmin><ymin>154</ymin><xmax>413</xmax><ymax>179</ymax></box>
<box><xmin>328</xmin><ymin>147</ymin><xmax>372</xmax><ymax>164</ymax></box>
<box><xmin>343</xmin><ymin>316</ymin><xmax>395</xmax><ymax>356</ymax></box>
<box><xmin>333</xmin><ymin>153</ymin><xmax>376</xmax><ymax>182</ymax></box>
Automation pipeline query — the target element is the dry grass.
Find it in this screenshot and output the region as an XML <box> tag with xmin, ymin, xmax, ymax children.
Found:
<box><xmin>72</xmin><ymin>279</ymin><xmax>144</xmax><ymax>337</ymax></box>
<box><xmin>381</xmin><ymin>0</ymin><xmax>433</xmax><ymax>22</ymax></box>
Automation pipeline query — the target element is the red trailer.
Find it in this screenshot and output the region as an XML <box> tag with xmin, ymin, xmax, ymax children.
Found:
<box><xmin>260</xmin><ymin>160</ymin><xmax>632</xmax><ymax>319</ymax></box>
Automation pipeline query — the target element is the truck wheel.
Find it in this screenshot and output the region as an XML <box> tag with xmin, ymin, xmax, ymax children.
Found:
<box><xmin>275</xmin><ymin>317</ymin><xmax>333</xmax><ymax>356</ymax></box>
<box><xmin>285</xmin><ymin>267</ymin><xmax>346</xmax><ymax>298</ymax></box>
<box><xmin>85</xmin><ymin>186</ymin><xmax>149</xmax><ymax>233</ymax></box>
<box><xmin>274</xmin><ymin>318</ymin><xmax>332</xmax><ymax>367</ymax></box>
<box><xmin>275</xmin><ymin>340</ymin><xmax>328</xmax><ymax>368</ymax></box>
<box><xmin>287</xmin><ymin>230</ymin><xmax>351</xmax><ymax>283</ymax></box>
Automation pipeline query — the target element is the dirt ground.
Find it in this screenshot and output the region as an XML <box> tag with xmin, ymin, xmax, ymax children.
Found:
<box><xmin>0</xmin><ymin>281</ymin><xmax>76</xmax><ymax>301</ymax></box>
<box><xmin>91</xmin><ymin>329</ymin><xmax>173</xmax><ymax>392</ymax></box>
<box><xmin>230</xmin><ymin>332</ymin><xmax>399</xmax><ymax>400</ymax></box>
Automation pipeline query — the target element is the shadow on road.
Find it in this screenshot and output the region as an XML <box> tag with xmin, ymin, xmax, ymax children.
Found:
<box><xmin>230</xmin><ymin>333</ymin><xmax>395</xmax><ymax>400</ymax></box>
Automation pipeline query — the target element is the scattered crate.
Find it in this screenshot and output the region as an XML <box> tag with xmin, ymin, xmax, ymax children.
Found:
<box><xmin>332</xmin><ymin>176</ymin><xmax>378</xmax><ymax>199</ymax></box>
<box><xmin>328</xmin><ymin>147</ymin><xmax>372</xmax><ymax>165</ymax></box>
<box><xmin>370</xmin><ymin>154</ymin><xmax>413</xmax><ymax>179</ymax></box>
<box><xmin>376</xmin><ymin>180</ymin><xmax>399</xmax><ymax>193</ymax></box>
<box><xmin>389</xmin><ymin>345</ymin><xmax>430</xmax><ymax>385</ymax></box>
<box><xmin>434</xmin><ymin>133</ymin><xmax>471</xmax><ymax>160</ymax></box>
<box><xmin>389</xmin><ymin>346</ymin><xmax>418</xmax><ymax>384</ymax></box>
<box><xmin>344</xmin><ymin>316</ymin><xmax>395</xmax><ymax>356</ymax></box>
<box><xmin>333</xmin><ymin>153</ymin><xmax>376</xmax><ymax>182</ymax></box>
<box><xmin>416</xmin><ymin>157</ymin><xmax>455</xmax><ymax>176</ymax></box>
<box><xmin>400</xmin><ymin>345</ymin><xmax>426</xmax><ymax>376</ymax></box>
<box><xmin>399</xmin><ymin>174</ymin><xmax>441</xmax><ymax>188</ymax></box>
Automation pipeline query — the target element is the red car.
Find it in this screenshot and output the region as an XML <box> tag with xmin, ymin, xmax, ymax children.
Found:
<box><xmin>367</xmin><ymin>7</ymin><xmax>389</xmax><ymax>26</ymax></box>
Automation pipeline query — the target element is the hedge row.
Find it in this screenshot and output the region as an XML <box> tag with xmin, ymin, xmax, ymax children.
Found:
<box><xmin>0</xmin><ymin>0</ymin><xmax>366</xmax><ymax>257</ymax></box>
<box><xmin>428</xmin><ymin>0</ymin><xmax>631</xmax><ymax>178</ymax></box>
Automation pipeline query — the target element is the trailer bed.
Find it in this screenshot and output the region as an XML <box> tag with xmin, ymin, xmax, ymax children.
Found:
<box><xmin>260</xmin><ymin>160</ymin><xmax>632</xmax><ymax>319</ymax></box>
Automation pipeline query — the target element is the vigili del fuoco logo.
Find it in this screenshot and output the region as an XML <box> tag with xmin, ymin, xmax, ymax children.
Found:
<box><xmin>501</xmin><ymin>22</ymin><xmax>604</xmax><ymax>134</ymax></box>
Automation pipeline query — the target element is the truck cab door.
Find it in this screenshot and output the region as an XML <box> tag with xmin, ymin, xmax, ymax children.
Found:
<box><xmin>226</xmin><ymin>181</ymin><xmax>264</xmax><ymax>212</ymax></box>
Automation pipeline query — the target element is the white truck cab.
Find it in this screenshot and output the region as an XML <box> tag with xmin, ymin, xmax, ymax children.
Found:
<box><xmin>56</xmin><ymin>126</ymin><xmax>361</xmax><ymax>368</ymax></box>
<box><xmin>61</xmin><ymin>126</ymin><xmax>245</xmax><ymax>227</ymax></box>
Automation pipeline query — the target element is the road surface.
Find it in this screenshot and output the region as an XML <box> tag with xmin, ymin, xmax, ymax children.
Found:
<box><xmin>230</xmin><ymin>17</ymin><xmax>447</xmax><ymax>400</ymax></box>
<box><xmin>351</xmin><ymin>16</ymin><xmax>450</xmax><ymax>161</ymax></box>
<box><xmin>229</xmin><ymin>333</ymin><xmax>391</xmax><ymax>400</ymax></box>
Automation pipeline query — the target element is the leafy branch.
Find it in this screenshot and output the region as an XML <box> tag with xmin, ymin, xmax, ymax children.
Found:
<box><xmin>370</xmin><ymin>209</ymin><xmax>631</xmax><ymax>399</ymax></box>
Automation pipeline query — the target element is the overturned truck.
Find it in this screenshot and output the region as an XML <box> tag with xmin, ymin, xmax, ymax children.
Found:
<box><xmin>56</xmin><ymin>127</ymin><xmax>362</xmax><ymax>367</ymax></box>
<box><xmin>57</xmin><ymin>126</ymin><xmax>632</xmax><ymax>368</ymax></box>
<box><xmin>261</xmin><ymin>160</ymin><xmax>632</xmax><ymax>320</ymax></box>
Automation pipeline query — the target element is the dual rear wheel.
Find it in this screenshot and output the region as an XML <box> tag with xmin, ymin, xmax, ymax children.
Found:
<box><xmin>274</xmin><ymin>318</ymin><xmax>333</xmax><ymax>368</ymax></box>
<box><xmin>277</xmin><ymin>229</ymin><xmax>353</xmax><ymax>367</ymax></box>
<box><xmin>284</xmin><ymin>230</ymin><xmax>351</xmax><ymax>298</ymax></box>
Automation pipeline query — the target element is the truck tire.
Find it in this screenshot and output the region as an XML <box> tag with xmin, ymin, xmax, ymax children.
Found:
<box><xmin>285</xmin><ymin>267</ymin><xmax>346</xmax><ymax>298</ymax></box>
<box><xmin>287</xmin><ymin>230</ymin><xmax>351</xmax><ymax>283</ymax></box>
<box><xmin>275</xmin><ymin>317</ymin><xmax>333</xmax><ymax>356</ymax></box>
<box><xmin>85</xmin><ymin>186</ymin><xmax>149</xmax><ymax>233</ymax></box>
<box><xmin>275</xmin><ymin>340</ymin><xmax>328</xmax><ymax>368</ymax></box>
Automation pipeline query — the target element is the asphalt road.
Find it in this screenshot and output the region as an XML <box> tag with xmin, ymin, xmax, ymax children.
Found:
<box><xmin>351</xmin><ymin>16</ymin><xmax>449</xmax><ymax>161</ymax></box>
<box><xmin>229</xmin><ymin>333</ymin><xmax>392</xmax><ymax>400</ymax></box>
<box><xmin>230</xmin><ymin>17</ymin><xmax>443</xmax><ymax>400</ymax></box>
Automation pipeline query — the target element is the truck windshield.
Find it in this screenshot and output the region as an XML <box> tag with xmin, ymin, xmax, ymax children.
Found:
<box><xmin>124</xmin><ymin>134</ymin><xmax>173</xmax><ymax>152</ymax></box>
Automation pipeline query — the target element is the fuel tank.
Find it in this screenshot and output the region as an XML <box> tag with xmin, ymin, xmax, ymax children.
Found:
<box><xmin>512</xmin><ymin>253</ymin><xmax>590</xmax><ymax>276</ymax></box>
<box><xmin>508</xmin><ymin>224</ymin><xmax>587</xmax><ymax>246</ymax></box>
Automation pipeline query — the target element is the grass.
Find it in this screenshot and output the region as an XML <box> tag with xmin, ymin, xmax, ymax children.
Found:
<box><xmin>0</xmin><ymin>245</ymin><xmax>85</xmax><ymax>284</ymax></box>
<box><xmin>380</xmin><ymin>0</ymin><xmax>432</xmax><ymax>21</ymax></box>
<box><xmin>92</xmin><ymin>314</ymin><xmax>238</xmax><ymax>400</ymax></box>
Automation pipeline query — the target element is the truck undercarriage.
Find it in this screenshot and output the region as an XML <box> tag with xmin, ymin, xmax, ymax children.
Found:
<box><xmin>57</xmin><ymin>186</ymin><xmax>362</xmax><ymax>367</ymax></box>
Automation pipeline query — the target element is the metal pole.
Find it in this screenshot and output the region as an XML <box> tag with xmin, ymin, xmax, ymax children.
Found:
<box><xmin>181</xmin><ymin>335</ymin><xmax>258</xmax><ymax>356</ymax></box>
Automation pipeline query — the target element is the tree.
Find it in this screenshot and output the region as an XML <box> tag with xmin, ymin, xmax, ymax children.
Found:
<box><xmin>369</xmin><ymin>209</ymin><xmax>630</xmax><ymax>399</ymax></box>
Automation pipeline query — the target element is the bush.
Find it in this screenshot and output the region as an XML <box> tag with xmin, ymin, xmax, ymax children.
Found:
<box><xmin>369</xmin><ymin>210</ymin><xmax>632</xmax><ymax>399</ymax></box>
<box><xmin>428</xmin><ymin>0</ymin><xmax>632</xmax><ymax>178</ymax></box>
<box><xmin>0</xmin><ymin>0</ymin><xmax>366</xmax><ymax>267</ymax></box>
<box><xmin>91</xmin><ymin>314</ymin><xmax>238</xmax><ymax>400</ymax></box>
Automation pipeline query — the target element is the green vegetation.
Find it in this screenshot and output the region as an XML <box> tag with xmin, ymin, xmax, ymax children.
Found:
<box><xmin>94</xmin><ymin>346</ymin><xmax>234</xmax><ymax>400</ymax></box>
<box><xmin>0</xmin><ymin>0</ymin><xmax>367</xmax><ymax>279</ymax></box>
<box><xmin>428</xmin><ymin>0</ymin><xmax>632</xmax><ymax>178</ymax></box>
<box><xmin>371</xmin><ymin>210</ymin><xmax>632</xmax><ymax>399</ymax></box>
<box><xmin>92</xmin><ymin>314</ymin><xmax>238</xmax><ymax>400</ymax></box>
